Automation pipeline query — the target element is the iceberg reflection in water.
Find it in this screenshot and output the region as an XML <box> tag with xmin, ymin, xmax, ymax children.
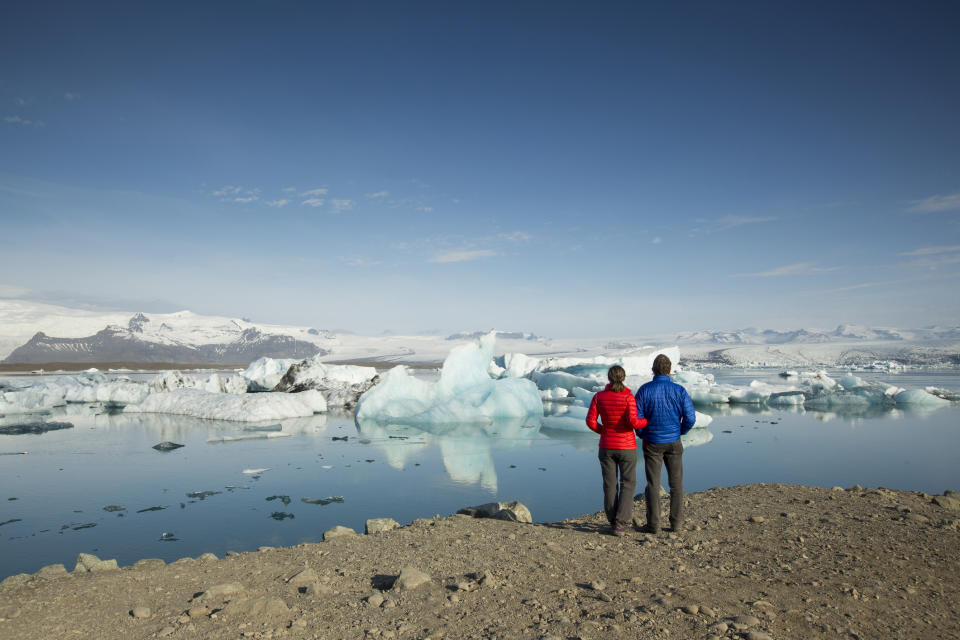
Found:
<box><xmin>356</xmin><ymin>416</ymin><xmax>542</xmax><ymax>492</ymax></box>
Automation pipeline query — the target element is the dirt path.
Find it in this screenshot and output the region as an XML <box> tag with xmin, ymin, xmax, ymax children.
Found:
<box><xmin>1</xmin><ymin>484</ymin><xmax>958</xmax><ymax>640</ymax></box>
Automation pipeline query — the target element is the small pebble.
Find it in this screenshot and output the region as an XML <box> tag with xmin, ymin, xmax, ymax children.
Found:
<box><xmin>749</xmin><ymin>515</ymin><xmax>765</xmax><ymax>523</ymax></box>
<box><xmin>682</xmin><ymin>604</ymin><xmax>699</xmax><ymax>615</ymax></box>
<box><xmin>131</xmin><ymin>606</ymin><xmax>151</xmax><ymax>619</ymax></box>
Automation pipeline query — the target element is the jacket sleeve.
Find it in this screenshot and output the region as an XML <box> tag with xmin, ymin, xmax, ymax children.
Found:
<box><xmin>634</xmin><ymin>388</ymin><xmax>646</xmax><ymax>437</ymax></box>
<box><xmin>585</xmin><ymin>394</ymin><xmax>601</xmax><ymax>433</ymax></box>
<box><xmin>627</xmin><ymin>393</ymin><xmax>647</xmax><ymax>430</ymax></box>
<box><xmin>679</xmin><ymin>388</ymin><xmax>696</xmax><ymax>435</ymax></box>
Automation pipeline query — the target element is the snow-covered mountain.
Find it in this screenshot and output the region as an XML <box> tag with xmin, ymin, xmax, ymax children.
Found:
<box><xmin>0</xmin><ymin>300</ymin><xmax>333</xmax><ymax>364</ymax></box>
<box><xmin>0</xmin><ymin>298</ymin><xmax>957</xmax><ymax>368</ymax></box>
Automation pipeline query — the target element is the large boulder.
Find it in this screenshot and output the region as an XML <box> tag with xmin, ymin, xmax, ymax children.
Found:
<box><xmin>457</xmin><ymin>500</ymin><xmax>532</xmax><ymax>523</ymax></box>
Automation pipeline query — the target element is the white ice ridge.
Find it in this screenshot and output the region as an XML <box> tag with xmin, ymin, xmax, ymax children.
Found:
<box><xmin>125</xmin><ymin>388</ymin><xmax>326</xmax><ymax>422</ymax></box>
<box><xmin>242</xmin><ymin>357</ymin><xmax>299</xmax><ymax>391</ymax></box>
<box><xmin>671</xmin><ymin>369</ymin><xmax>956</xmax><ymax>410</ymax></box>
<box><xmin>356</xmin><ymin>332</ymin><xmax>543</xmax><ymax>424</ymax></box>
<box><xmin>0</xmin><ymin>370</ymin><xmax>151</xmax><ymax>414</ymax></box>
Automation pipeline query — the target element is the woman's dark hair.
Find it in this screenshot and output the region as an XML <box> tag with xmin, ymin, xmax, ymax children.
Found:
<box><xmin>652</xmin><ymin>354</ymin><xmax>672</xmax><ymax>376</ymax></box>
<box><xmin>607</xmin><ymin>365</ymin><xmax>626</xmax><ymax>392</ymax></box>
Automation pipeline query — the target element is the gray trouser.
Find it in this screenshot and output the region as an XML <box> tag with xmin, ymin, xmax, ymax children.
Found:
<box><xmin>598</xmin><ymin>448</ymin><xmax>637</xmax><ymax>527</ymax></box>
<box><xmin>643</xmin><ymin>439</ymin><xmax>684</xmax><ymax>528</ymax></box>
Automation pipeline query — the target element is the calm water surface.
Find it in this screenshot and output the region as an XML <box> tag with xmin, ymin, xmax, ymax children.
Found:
<box><xmin>1</xmin><ymin>368</ymin><xmax>957</xmax><ymax>579</ymax></box>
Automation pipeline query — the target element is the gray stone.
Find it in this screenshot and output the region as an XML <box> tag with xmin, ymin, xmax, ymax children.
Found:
<box><xmin>35</xmin><ymin>563</ymin><xmax>69</xmax><ymax>580</ymax></box>
<box><xmin>589</xmin><ymin>580</ymin><xmax>606</xmax><ymax>591</ymax></box>
<box><xmin>457</xmin><ymin>500</ymin><xmax>532</xmax><ymax>523</ymax></box>
<box><xmin>747</xmin><ymin>632</ymin><xmax>773</xmax><ymax>640</ymax></box>
<box><xmin>74</xmin><ymin>553</ymin><xmax>102</xmax><ymax>573</ymax></box>
<box><xmin>933</xmin><ymin>495</ymin><xmax>960</xmax><ymax>511</ymax></box>
<box><xmin>286</xmin><ymin>567</ymin><xmax>320</xmax><ymax>588</ymax></box>
<box><xmin>197</xmin><ymin>553</ymin><xmax>218</xmax><ymax>562</ymax></box>
<box><xmin>198</xmin><ymin>582</ymin><xmax>245</xmax><ymax>600</ymax></box>
<box><xmin>133</xmin><ymin>558</ymin><xmax>166</xmax><ymax>570</ymax></box>
<box><xmin>306</xmin><ymin>582</ymin><xmax>333</xmax><ymax>596</ymax></box>
<box><xmin>0</xmin><ymin>573</ymin><xmax>31</xmax><ymax>591</ymax></box>
<box><xmin>365</xmin><ymin>518</ymin><xmax>400</xmax><ymax>534</ymax></box>
<box><xmin>157</xmin><ymin>626</ymin><xmax>176</xmax><ymax>637</ymax></box>
<box><xmin>390</xmin><ymin>567</ymin><xmax>432</xmax><ymax>592</ymax></box>
<box><xmin>0</xmin><ymin>606</ymin><xmax>22</xmax><ymax>620</ymax></box>
<box><xmin>749</xmin><ymin>515</ymin><xmax>765</xmax><ymax>523</ymax></box>
<box><xmin>323</xmin><ymin>525</ymin><xmax>357</xmax><ymax>541</ymax></box>
<box><xmin>187</xmin><ymin>606</ymin><xmax>211</xmax><ymax>618</ymax></box>
<box><xmin>734</xmin><ymin>615</ymin><xmax>761</xmax><ymax>627</ymax></box>
<box><xmin>367</xmin><ymin>593</ymin><xmax>385</xmax><ymax>607</ymax></box>
<box><xmin>682</xmin><ymin>604</ymin><xmax>699</xmax><ymax>615</ymax></box>
<box><xmin>89</xmin><ymin>558</ymin><xmax>119</xmax><ymax>572</ymax></box>
<box><xmin>152</xmin><ymin>441</ymin><xmax>185</xmax><ymax>451</ymax></box>
<box><xmin>131</xmin><ymin>606</ymin><xmax>151</xmax><ymax>619</ymax></box>
<box><xmin>700</xmin><ymin>605</ymin><xmax>716</xmax><ymax>617</ymax></box>
<box><xmin>709</xmin><ymin>622</ymin><xmax>728</xmax><ymax>633</ymax></box>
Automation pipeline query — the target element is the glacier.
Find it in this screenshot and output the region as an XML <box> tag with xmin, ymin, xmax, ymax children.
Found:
<box><xmin>355</xmin><ymin>333</ymin><xmax>542</xmax><ymax>424</ymax></box>
<box><xmin>125</xmin><ymin>388</ymin><xmax>326</xmax><ymax>422</ymax></box>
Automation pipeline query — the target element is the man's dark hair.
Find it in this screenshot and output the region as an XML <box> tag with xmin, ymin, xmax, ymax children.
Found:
<box><xmin>607</xmin><ymin>365</ymin><xmax>627</xmax><ymax>392</ymax></box>
<box><xmin>652</xmin><ymin>354</ymin><xmax>672</xmax><ymax>376</ymax></box>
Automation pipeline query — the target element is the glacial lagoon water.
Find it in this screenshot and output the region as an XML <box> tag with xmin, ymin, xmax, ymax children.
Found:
<box><xmin>1</xmin><ymin>368</ymin><xmax>958</xmax><ymax>580</ymax></box>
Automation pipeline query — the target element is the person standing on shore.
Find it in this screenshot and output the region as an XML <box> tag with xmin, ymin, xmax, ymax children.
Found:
<box><xmin>634</xmin><ymin>354</ymin><xmax>696</xmax><ymax>534</ymax></box>
<box><xmin>586</xmin><ymin>365</ymin><xmax>647</xmax><ymax>536</ymax></box>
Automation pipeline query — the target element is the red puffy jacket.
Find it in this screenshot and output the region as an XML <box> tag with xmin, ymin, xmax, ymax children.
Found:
<box><xmin>586</xmin><ymin>384</ymin><xmax>647</xmax><ymax>450</ymax></box>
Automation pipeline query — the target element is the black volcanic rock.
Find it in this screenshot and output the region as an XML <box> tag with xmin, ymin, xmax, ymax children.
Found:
<box><xmin>0</xmin><ymin>421</ymin><xmax>74</xmax><ymax>435</ymax></box>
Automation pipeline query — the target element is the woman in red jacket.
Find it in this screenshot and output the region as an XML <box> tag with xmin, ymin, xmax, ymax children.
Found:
<box><xmin>586</xmin><ymin>365</ymin><xmax>647</xmax><ymax>536</ymax></box>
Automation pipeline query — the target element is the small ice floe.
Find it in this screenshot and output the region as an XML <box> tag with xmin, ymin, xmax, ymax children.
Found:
<box><xmin>266</xmin><ymin>495</ymin><xmax>291</xmax><ymax>505</ymax></box>
<box><xmin>159</xmin><ymin>532</ymin><xmax>178</xmax><ymax>541</ymax></box>
<box><xmin>0</xmin><ymin>518</ymin><xmax>23</xmax><ymax>527</ymax></box>
<box><xmin>243</xmin><ymin>423</ymin><xmax>283</xmax><ymax>432</ymax></box>
<box><xmin>185</xmin><ymin>490</ymin><xmax>221</xmax><ymax>500</ymax></box>
<box><xmin>301</xmin><ymin>496</ymin><xmax>344</xmax><ymax>505</ymax></box>
<box><xmin>242</xmin><ymin>468</ymin><xmax>270</xmax><ymax>475</ymax></box>
<box><xmin>206</xmin><ymin>432</ymin><xmax>291</xmax><ymax>443</ymax></box>
<box><xmin>320</xmin><ymin>465</ymin><xmax>333</xmax><ymax>470</ymax></box>
<box><xmin>102</xmin><ymin>505</ymin><xmax>126</xmax><ymax>512</ymax></box>
<box><xmin>0</xmin><ymin>421</ymin><xmax>73</xmax><ymax>435</ymax></box>
<box><xmin>152</xmin><ymin>441</ymin><xmax>185</xmax><ymax>452</ymax></box>
<box><xmin>224</xmin><ymin>485</ymin><xmax>249</xmax><ymax>490</ymax></box>
<box><xmin>136</xmin><ymin>505</ymin><xmax>166</xmax><ymax>513</ymax></box>
<box><xmin>269</xmin><ymin>512</ymin><xmax>295</xmax><ymax>520</ymax></box>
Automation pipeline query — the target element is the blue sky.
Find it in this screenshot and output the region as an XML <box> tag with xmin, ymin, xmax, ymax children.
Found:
<box><xmin>1</xmin><ymin>1</ymin><xmax>958</xmax><ymax>337</ymax></box>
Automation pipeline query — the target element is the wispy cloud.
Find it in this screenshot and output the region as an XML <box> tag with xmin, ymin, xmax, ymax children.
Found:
<box><xmin>281</xmin><ymin>186</ymin><xmax>297</xmax><ymax>193</ymax></box>
<box><xmin>691</xmin><ymin>215</ymin><xmax>777</xmax><ymax>235</ymax></box>
<box><xmin>417</xmin><ymin>206</ymin><xmax>433</xmax><ymax>212</ymax></box>
<box><xmin>64</xmin><ymin>92</ymin><xmax>78</xmax><ymax>101</ymax></box>
<box><xmin>330</xmin><ymin>199</ymin><xmax>355</xmax><ymax>213</ymax></box>
<box><xmin>265</xmin><ymin>199</ymin><xmax>289</xmax><ymax>208</ymax></box>
<box><xmin>652</xmin><ymin>236</ymin><xmax>662</xmax><ymax>244</ymax></box>
<box><xmin>212</xmin><ymin>185</ymin><xmax>261</xmax><ymax>203</ymax></box>
<box><xmin>430</xmin><ymin>249</ymin><xmax>497</xmax><ymax>263</ymax></box>
<box><xmin>738</xmin><ymin>262</ymin><xmax>840</xmax><ymax>277</ymax></box>
<box><xmin>340</xmin><ymin>256</ymin><xmax>381</xmax><ymax>267</ymax></box>
<box><xmin>499</xmin><ymin>231</ymin><xmax>531</xmax><ymax>242</ymax></box>
<box><xmin>898</xmin><ymin>245</ymin><xmax>960</xmax><ymax>257</ymax></box>
<box><xmin>301</xmin><ymin>198</ymin><xmax>325</xmax><ymax>207</ymax></box>
<box><xmin>365</xmin><ymin>191</ymin><xmax>389</xmax><ymax>199</ymax></box>
<box><xmin>3</xmin><ymin>115</ymin><xmax>45</xmax><ymax>127</ymax></box>
<box><xmin>905</xmin><ymin>192</ymin><xmax>960</xmax><ymax>214</ymax></box>
<box><xmin>301</xmin><ymin>187</ymin><xmax>328</xmax><ymax>197</ymax></box>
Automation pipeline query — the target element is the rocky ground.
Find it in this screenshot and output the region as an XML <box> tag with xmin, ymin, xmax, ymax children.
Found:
<box><xmin>1</xmin><ymin>484</ymin><xmax>958</xmax><ymax>640</ymax></box>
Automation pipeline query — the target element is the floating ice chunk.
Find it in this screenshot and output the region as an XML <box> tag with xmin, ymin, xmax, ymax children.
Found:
<box><xmin>693</xmin><ymin>411</ymin><xmax>713</xmax><ymax>428</ymax></box>
<box><xmin>534</xmin><ymin>346</ymin><xmax>680</xmax><ymax>378</ymax></box>
<box><xmin>242</xmin><ymin>357</ymin><xmax>299</xmax><ymax>391</ymax></box>
<box><xmin>356</xmin><ymin>333</ymin><xmax>542</xmax><ymax>424</ymax></box>
<box><xmin>96</xmin><ymin>381</ymin><xmax>150</xmax><ymax>407</ymax></box>
<box><xmin>681</xmin><ymin>427</ymin><xmax>713</xmax><ymax>447</ymax></box>
<box><xmin>570</xmin><ymin>387</ymin><xmax>595</xmax><ymax>404</ymax></box>
<box><xmin>272</xmin><ymin>357</ymin><xmax>379</xmax><ymax>407</ymax></box>
<box><xmin>497</xmin><ymin>353</ymin><xmax>541</xmax><ymax>378</ymax></box>
<box><xmin>242</xmin><ymin>468</ymin><xmax>271</xmax><ymax>474</ymax></box>
<box><xmin>539</xmin><ymin>387</ymin><xmax>569</xmax><ymax>401</ymax></box>
<box><xmin>768</xmin><ymin>391</ymin><xmax>806</xmax><ymax>406</ymax></box>
<box><xmin>125</xmin><ymin>388</ymin><xmax>326</xmax><ymax>421</ymax></box>
<box><xmin>206</xmin><ymin>432</ymin><xmax>292</xmax><ymax>443</ymax></box>
<box><xmin>0</xmin><ymin>386</ymin><xmax>67</xmax><ymax>414</ymax></box>
<box><xmin>840</xmin><ymin>374</ymin><xmax>866</xmax><ymax>389</ymax></box>
<box><xmin>895</xmin><ymin>389</ymin><xmax>951</xmax><ymax>407</ymax></box>
<box><xmin>926</xmin><ymin>386</ymin><xmax>960</xmax><ymax>402</ymax></box>
<box><xmin>530</xmin><ymin>371</ymin><xmax>600</xmax><ymax>394</ymax></box>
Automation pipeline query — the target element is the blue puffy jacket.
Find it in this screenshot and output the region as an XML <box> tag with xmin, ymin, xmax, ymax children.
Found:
<box><xmin>634</xmin><ymin>375</ymin><xmax>696</xmax><ymax>444</ymax></box>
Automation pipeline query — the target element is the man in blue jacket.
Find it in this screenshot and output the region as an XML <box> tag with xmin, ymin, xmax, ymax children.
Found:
<box><xmin>635</xmin><ymin>354</ymin><xmax>696</xmax><ymax>534</ymax></box>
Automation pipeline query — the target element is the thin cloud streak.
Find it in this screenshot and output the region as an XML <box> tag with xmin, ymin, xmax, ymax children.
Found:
<box><xmin>905</xmin><ymin>192</ymin><xmax>960</xmax><ymax>213</ymax></box>
<box><xmin>898</xmin><ymin>245</ymin><xmax>960</xmax><ymax>256</ymax></box>
<box><xmin>690</xmin><ymin>215</ymin><xmax>777</xmax><ymax>235</ymax></box>
<box><xmin>429</xmin><ymin>249</ymin><xmax>496</xmax><ymax>263</ymax></box>
<box><xmin>737</xmin><ymin>262</ymin><xmax>840</xmax><ymax>277</ymax></box>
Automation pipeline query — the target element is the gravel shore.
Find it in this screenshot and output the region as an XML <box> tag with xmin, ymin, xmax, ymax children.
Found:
<box><xmin>1</xmin><ymin>484</ymin><xmax>958</xmax><ymax>640</ymax></box>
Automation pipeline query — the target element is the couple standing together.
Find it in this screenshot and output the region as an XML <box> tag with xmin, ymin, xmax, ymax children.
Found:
<box><xmin>585</xmin><ymin>354</ymin><xmax>696</xmax><ymax>536</ymax></box>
